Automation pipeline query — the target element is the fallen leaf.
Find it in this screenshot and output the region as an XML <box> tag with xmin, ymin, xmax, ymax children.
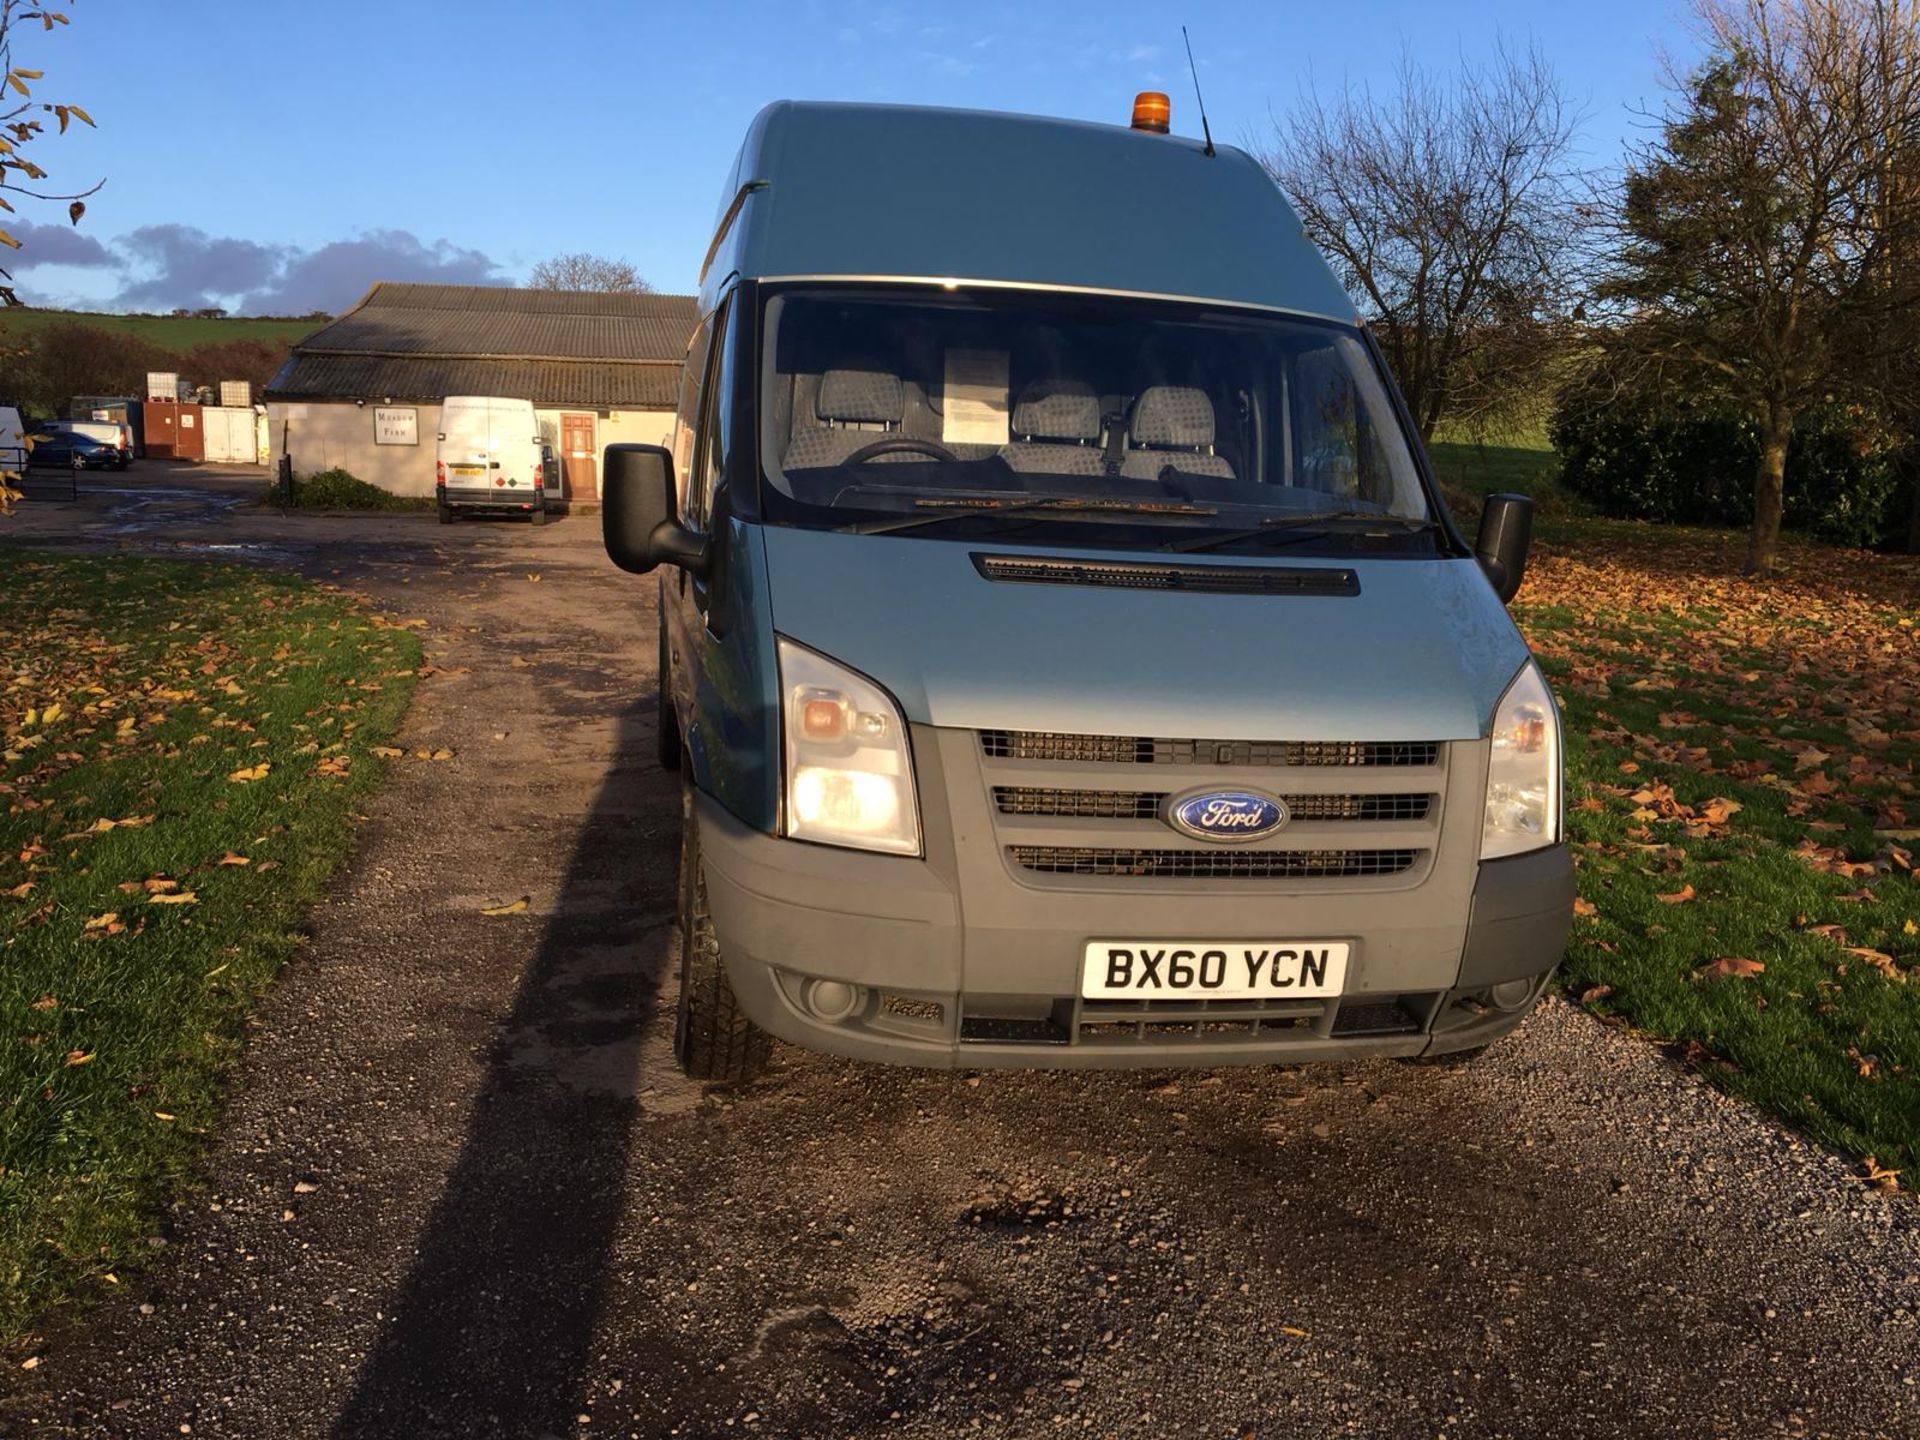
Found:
<box><xmin>218</xmin><ymin>851</ymin><xmax>250</xmax><ymax>866</ymax></box>
<box><xmin>1697</xmin><ymin>956</ymin><xmax>1765</xmax><ymax>979</ymax></box>
<box><xmin>1280</xmin><ymin>1325</ymin><xmax>1311</xmax><ymax>1338</ymax></box>
<box><xmin>526</xmin><ymin>572</ymin><xmax>541</xmax><ymax>583</ymax></box>
<box><xmin>371</xmin><ymin>745</ymin><xmax>404</xmax><ymax>759</ymax></box>
<box><xmin>1572</xmin><ymin>896</ymin><xmax>1598</xmax><ymax>918</ymax></box>
<box><xmin>64</xmin><ymin>1049</ymin><xmax>95</xmax><ymax>1066</ymax></box>
<box><xmin>30</xmin><ymin>995</ymin><xmax>55</xmax><ymax>1011</ymax></box>
<box><xmin>82</xmin><ymin>911</ymin><xmax>119</xmax><ymax>931</ymax></box>
<box><xmin>1862</xmin><ymin>1156</ymin><xmax>1901</xmax><ymax>1191</ymax></box>
<box><xmin>1579</xmin><ymin>984</ymin><xmax>1613</xmax><ymax>1005</ymax></box>
<box><xmin>228</xmin><ymin>762</ymin><xmax>271</xmax><ymax>783</ymax></box>
<box><xmin>1844</xmin><ymin>947</ymin><xmax>1904</xmax><ymax>982</ymax></box>
<box><xmin>141</xmin><ymin>877</ymin><xmax>179</xmax><ymax>894</ymax></box>
<box><xmin>480</xmin><ymin>896</ymin><xmax>529</xmax><ymax>916</ymax></box>
<box><xmin>147</xmin><ymin>889</ymin><xmax>198</xmax><ymax>906</ymax></box>
<box><xmin>1656</xmin><ymin>884</ymin><xmax>1697</xmax><ymax>905</ymax></box>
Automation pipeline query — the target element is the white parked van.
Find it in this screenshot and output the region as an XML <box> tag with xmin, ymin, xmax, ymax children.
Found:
<box><xmin>434</xmin><ymin>395</ymin><xmax>557</xmax><ymax>524</ymax></box>
<box><xmin>0</xmin><ymin>406</ymin><xmax>24</xmax><ymax>475</ymax></box>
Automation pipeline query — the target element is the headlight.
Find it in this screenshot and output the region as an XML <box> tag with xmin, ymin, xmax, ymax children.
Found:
<box><xmin>778</xmin><ymin>637</ymin><xmax>920</xmax><ymax>856</ymax></box>
<box><xmin>1481</xmin><ymin>660</ymin><xmax>1562</xmax><ymax>859</ymax></box>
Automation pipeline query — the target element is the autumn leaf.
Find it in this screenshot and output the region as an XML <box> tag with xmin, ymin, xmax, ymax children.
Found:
<box><xmin>82</xmin><ymin>911</ymin><xmax>119</xmax><ymax>931</ymax></box>
<box><xmin>1862</xmin><ymin>1156</ymin><xmax>1901</xmax><ymax>1191</ymax></box>
<box><xmin>1656</xmin><ymin>884</ymin><xmax>1696</xmax><ymax>905</ymax></box>
<box><xmin>1844</xmin><ymin>947</ymin><xmax>1905</xmax><ymax>983</ymax></box>
<box><xmin>480</xmin><ymin>896</ymin><xmax>529</xmax><ymax>916</ymax></box>
<box><xmin>228</xmin><ymin>762</ymin><xmax>271</xmax><ymax>783</ymax></box>
<box><xmin>63</xmin><ymin>1050</ymin><xmax>94</xmax><ymax>1066</ymax></box>
<box><xmin>218</xmin><ymin>852</ymin><xmax>250</xmax><ymax>866</ymax></box>
<box><xmin>1579</xmin><ymin>984</ymin><xmax>1613</xmax><ymax>1005</ymax></box>
<box><xmin>147</xmin><ymin>890</ymin><xmax>198</xmax><ymax>906</ymax></box>
<box><xmin>1572</xmin><ymin>896</ymin><xmax>1598</xmax><ymax>918</ymax></box>
<box><xmin>1697</xmin><ymin>956</ymin><xmax>1765</xmax><ymax>979</ymax></box>
<box><xmin>371</xmin><ymin>745</ymin><xmax>404</xmax><ymax>759</ymax></box>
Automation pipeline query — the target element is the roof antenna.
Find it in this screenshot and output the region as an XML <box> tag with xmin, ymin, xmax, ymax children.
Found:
<box><xmin>1182</xmin><ymin>25</ymin><xmax>1215</xmax><ymax>156</ymax></box>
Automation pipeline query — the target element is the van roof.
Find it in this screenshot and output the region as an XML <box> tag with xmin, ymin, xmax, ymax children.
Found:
<box><xmin>708</xmin><ymin>101</ymin><xmax>1357</xmax><ymax>324</ymax></box>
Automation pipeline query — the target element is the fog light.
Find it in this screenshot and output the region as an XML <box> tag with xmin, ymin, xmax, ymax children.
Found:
<box><xmin>1488</xmin><ymin>977</ymin><xmax>1537</xmax><ymax>1013</ymax></box>
<box><xmin>803</xmin><ymin>979</ymin><xmax>866</xmax><ymax>1024</ymax></box>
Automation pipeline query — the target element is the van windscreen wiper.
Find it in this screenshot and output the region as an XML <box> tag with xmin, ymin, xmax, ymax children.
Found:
<box><xmin>849</xmin><ymin>495</ymin><xmax>1218</xmax><ymax>537</ymax></box>
<box><xmin>1164</xmin><ymin>512</ymin><xmax>1440</xmax><ymax>554</ymax></box>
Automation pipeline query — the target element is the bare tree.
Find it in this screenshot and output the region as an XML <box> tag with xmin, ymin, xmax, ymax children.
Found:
<box><xmin>0</xmin><ymin>2</ymin><xmax>99</xmax><ymax>513</ymax></box>
<box><xmin>1595</xmin><ymin>0</ymin><xmax>1920</xmax><ymax>573</ymax></box>
<box><xmin>527</xmin><ymin>252</ymin><xmax>654</xmax><ymax>293</ymax></box>
<box><xmin>1260</xmin><ymin>41</ymin><xmax>1588</xmax><ymax>442</ymax></box>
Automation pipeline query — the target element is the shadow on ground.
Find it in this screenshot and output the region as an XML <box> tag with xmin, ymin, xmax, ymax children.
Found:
<box><xmin>332</xmin><ymin>700</ymin><xmax>682</xmax><ymax>1437</ymax></box>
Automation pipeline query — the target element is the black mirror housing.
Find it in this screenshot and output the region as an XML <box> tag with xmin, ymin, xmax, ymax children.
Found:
<box><xmin>602</xmin><ymin>444</ymin><xmax>708</xmax><ymax>577</ymax></box>
<box><xmin>1474</xmin><ymin>492</ymin><xmax>1534</xmax><ymax>604</ymax></box>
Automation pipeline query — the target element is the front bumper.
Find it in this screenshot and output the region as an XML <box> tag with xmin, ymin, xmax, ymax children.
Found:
<box><xmin>697</xmin><ymin>791</ymin><xmax>1573</xmax><ymax>1070</ymax></box>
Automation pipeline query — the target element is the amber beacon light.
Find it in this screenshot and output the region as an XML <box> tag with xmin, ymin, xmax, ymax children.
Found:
<box><xmin>1130</xmin><ymin>91</ymin><xmax>1171</xmax><ymax>134</ymax></box>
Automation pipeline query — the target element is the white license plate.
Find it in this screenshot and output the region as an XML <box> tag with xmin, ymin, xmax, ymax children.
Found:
<box><xmin>1081</xmin><ymin>941</ymin><xmax>1349</xmax><ymax>999</ymax></box>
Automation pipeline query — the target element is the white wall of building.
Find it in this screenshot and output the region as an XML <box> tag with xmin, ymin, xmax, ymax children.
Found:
<box><xmin>267</xmin><ymin>400</ymin><xmax>677</xmax><ymax>500</ymax></box>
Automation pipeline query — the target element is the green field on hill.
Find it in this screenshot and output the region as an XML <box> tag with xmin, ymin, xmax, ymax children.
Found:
<box><xmin>0</xmin><ymin>308</ymin><xmax>322</xmax><ymax>354</ymax></box>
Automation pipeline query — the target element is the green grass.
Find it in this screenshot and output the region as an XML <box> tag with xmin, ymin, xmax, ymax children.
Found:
<box><xmin>1518</xmin><ymin>530</ymin><xmax>1920</xmax><ymax>1188</ymax></box>
<box><xmin>1426</xmin><ymin>437</ymin><xmax>1581</xmax><ymax>531</ymax></box>
<box><xmin>0</xmin><ymin>551</ymin><xmax>420</xmax><ymax>1336</ymax></box>
<box><xmin>0</xmin><ymin>308</ymin><xmax>321</xmax><ymax>355</ymax></box>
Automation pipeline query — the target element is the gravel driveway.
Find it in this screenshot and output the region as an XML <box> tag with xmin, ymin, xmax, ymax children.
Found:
<box><xmin>3</xmin><ymin>474</ymin><xmax>1916</xmax><ymax>1439</ymax></box>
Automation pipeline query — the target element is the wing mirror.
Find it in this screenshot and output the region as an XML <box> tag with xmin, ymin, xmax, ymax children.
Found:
<box><xmin>602</xmin><ymin>444</ymin><xmax>708</xmax><ymax>577</ymax></box>
<box><xmin>1474</xmin><ymin>492</ymin><xmax>1534</xmax><ymax>604</ymax></box>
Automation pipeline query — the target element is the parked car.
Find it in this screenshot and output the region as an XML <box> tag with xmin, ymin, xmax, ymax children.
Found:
<box><xmin>37</xmin><ymin>418</ymin><xmax>131</xmax><ymax>467</ymax></box>
<box><xmin>434</xmin><ymin>395</ymin><xmax>549</xmax><ymax>523</ymax></box>
<box><xmin>30</xmin><ymin>429</ymin><xmax>124</xmax><ymax>471</ymax></box>
<box><xmin>603</xmin><ymin>97</ymin><xmax>1572</xmax><ymax>1083</ymax></box>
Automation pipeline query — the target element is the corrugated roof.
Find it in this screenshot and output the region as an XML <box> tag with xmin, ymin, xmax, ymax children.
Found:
<box><xmin>266</xmin><ymin>354</ymin><xmax>681</xmax><ymax>409</ymax></box>
<box><xmin>266</xmin><ymin>281</ymin><xmax>696</xmax><ymax>408</ymax></box>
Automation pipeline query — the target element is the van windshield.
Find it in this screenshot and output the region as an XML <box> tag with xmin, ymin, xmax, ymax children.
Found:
<box><xmin>758</xmin><ymin>286</ymin><xmax>1434</xmax><ymax>551</ymax></box>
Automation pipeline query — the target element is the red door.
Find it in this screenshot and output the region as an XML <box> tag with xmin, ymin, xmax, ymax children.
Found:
<box><xmin>561</xmin><ymin>413</ymin><xmax>596</xmax><ymax>500</ymax></box>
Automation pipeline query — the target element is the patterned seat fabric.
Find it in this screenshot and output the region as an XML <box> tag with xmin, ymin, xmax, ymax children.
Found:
<box><xmin>784</xmin><ymin>367</ymin><xmax>926</xmax><ymax>470</ymax></box>
<box><xmin>1000</xmin><ymin>378</ymin><xmax>1103</xmax><ymax>476</ymax></box>
<box><xmin>1119</xmin><ymin>385</ymin><xmax>1235</xmax><ymax>481</ymax></box>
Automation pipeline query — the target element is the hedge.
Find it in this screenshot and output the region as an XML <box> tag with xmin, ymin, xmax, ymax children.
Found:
<box><xmin>1551</xmin><ymin>392</ymin><xmax>1912</xmax><ymax>548</ymax></box>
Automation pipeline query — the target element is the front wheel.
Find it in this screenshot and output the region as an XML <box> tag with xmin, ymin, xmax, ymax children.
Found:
<box><xmin>673</xmin><ymin>779</ymin><xmax>771</xmax><ymax>1084</ymax></box>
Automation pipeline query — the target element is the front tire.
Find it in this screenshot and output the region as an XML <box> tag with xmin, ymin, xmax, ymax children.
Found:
<box><xmin>673</xmin><ymin>778</ymin><xmax>771</xmax><ymax>1084</ymax></box>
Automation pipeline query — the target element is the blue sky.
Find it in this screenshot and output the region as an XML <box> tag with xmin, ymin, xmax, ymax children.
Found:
<box><xmin>12</xmin><ymin>0</ymin><xmax>1697</xmax><ymax>314</ymax></box>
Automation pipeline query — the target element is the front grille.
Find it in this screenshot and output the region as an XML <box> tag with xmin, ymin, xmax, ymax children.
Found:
<box><xmin>992</xmin><ymin>787</ymin><xmax>1433</xmax><ymax>823</ymax></box>
<box><xmin>980</xmin><ymin>731</ymin><xmax>1440</xmax><ymax>769</ymax></box>
<box><xmin>1078</xmin><ymin>997</ymin><xmax>1326</xmax><ymax>1042</ymax></box>
<box><xmin>1007</xmin><ymin>846</ymin><xmax>1421</xmax><ymax>880</ymax></box>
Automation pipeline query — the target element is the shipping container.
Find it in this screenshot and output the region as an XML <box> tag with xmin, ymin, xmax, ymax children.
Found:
<box><xmin>143</xmin><ymin>399</ymin><xmax>204</xmax><ymax>461</ymax></box>
<box><xmin>200</xmin><ymin>406</ymin><xmax>258</xmax><ymax>463</ymax></box>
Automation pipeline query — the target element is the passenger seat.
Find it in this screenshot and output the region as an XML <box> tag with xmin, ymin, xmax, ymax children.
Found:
<box><xmin>1120</xmin><ymin>386</ymin><xmax>1234</xmax><ymax>481</ymax></box>
<box><xmin>999</xmin><ymin>378</ymin><xmax>1103</xmax><ymax>476</ymax></box>
<box><xmin>783</xmin><ymin>367</ymin><xmax>916</xmax><ymax>470</ymax></box>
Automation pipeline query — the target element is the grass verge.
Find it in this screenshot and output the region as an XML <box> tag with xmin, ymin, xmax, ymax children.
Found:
<box><xmin>1519</xmin><ymin>528</ymin><xmax>1920</xmax><ymax>1190</ymax></box>
<box><xmin>0</xmin><ymin>551</ymin><xmax>420</xmax><ymax>1337</ymax></box>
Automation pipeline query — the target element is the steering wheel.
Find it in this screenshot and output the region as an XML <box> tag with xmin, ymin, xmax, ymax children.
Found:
<box><xmin>841</xmin><ymin>436</ymin><xmax>960</xmax><ymax>466</ymax></box>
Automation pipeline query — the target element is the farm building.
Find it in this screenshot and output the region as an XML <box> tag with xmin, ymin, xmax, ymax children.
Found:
<box><xmin>264</xmin><ymin>282</ymin><xmax>696</xmax><ymax>501</ymax></box>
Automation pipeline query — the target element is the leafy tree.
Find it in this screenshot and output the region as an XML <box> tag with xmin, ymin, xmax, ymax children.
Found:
<box><xmin>527</xmin><ymin>252</ymin><xmax>653</xmax><ymax>293</ymax></box>
<box><xmin>14</xmin><ymin>321</ymin><xmax>168</xmax><ymax>413</ymax></box>
<box><xmin>1593</xmin><ymin>0</ymin><xmax>1920</xmax><ymax>573</ymax></box>
<box><xmin>0</xmin><ymin>2</ymin><xmax>99</xmax><ymax>511</ymax></box>
<box><xmin>1260</xmin><ymin>41</ymin><xmax>1589</xmax><ymax>441</ymax></box>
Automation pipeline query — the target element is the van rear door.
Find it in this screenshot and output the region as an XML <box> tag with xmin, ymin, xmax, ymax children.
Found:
<box><xmin>490</xmin><ymin>400</ymin><xmax>539</xmax><ymax>498</ymax></box>
<box><xmin>440</xmin><ymin>399</ymin><xmax>493</xmax><ymax>491</ymax></box>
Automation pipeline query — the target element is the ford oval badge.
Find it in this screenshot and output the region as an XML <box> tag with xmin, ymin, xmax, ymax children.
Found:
<box><xmin>1167</xmin><ymin>789</ymin><xmax>1288</xmax><ymax>844</ymax></box>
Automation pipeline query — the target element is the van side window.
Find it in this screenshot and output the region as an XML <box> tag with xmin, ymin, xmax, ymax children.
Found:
<box><xmin>672</xmin><ymin>314</ymin><xmax>714</xmax><ymax>511</ymax></box>
<box><xmin>687</xmin><ymin>295</ymin><xmax>735</xmax><ymax>530</ymax></box>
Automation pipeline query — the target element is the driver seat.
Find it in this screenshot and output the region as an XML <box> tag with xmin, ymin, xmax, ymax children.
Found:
<box><xmin>784</xmin><ymin>366</ymin><xmax>928</xmax><ymax>470</ymax></box>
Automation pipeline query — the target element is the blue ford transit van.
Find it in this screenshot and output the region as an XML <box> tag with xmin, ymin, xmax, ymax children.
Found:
<box><xmin>604</xmin><ymin>100</ymin><xmax>1573</xmax><ymax>1081</ymax></box>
